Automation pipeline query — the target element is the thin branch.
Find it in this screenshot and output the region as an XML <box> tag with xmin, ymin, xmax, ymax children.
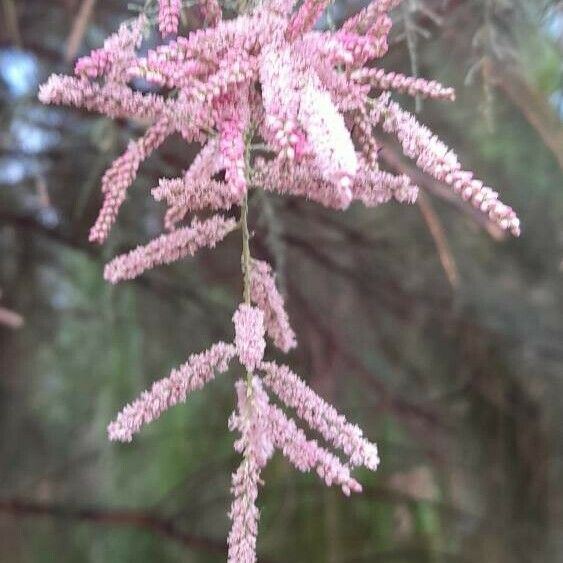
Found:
<box><xmin>482</xmin><ymin>57</ymin><xmax>563</xmax><ymax>172</ymax></box>
<box><xmin>1</xmin><ymin>0</ymin><xmax>21</xmax><ymax>47</ymax></box>
<box><xmin>288</xmin><ymin>282</ymin><xmax>448</xmax><ymax>435</ymax></box>
<box><xmin>0</xmin><ymin>498</ymin><xmax>226</xmax><ymax>555</ymax></box>
<box><xmin>0</xmin><ymin>210</ymin><xmax>229</xmax><ymax>331</ymax></box>
<box><xmin>65</xmin><ymin>0</ymin><xmax>98</xmax><ymax>62</ymax></box>
<box><xmin>417</xmin><ymin>191</ymin><xmax>460</xmax><ymax>288</ymax></box>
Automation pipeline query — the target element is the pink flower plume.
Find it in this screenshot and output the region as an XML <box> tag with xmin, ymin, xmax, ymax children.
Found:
<box><xmin>104</xmin><ymin>215</ymin><xmax>237</xmax><ymax>283</ymax></box>
<box><xmin>108</xmin><ymin>342</ymin><xmax>235</xmax><ymax>442</ymax></box>
<box><xmin>90</xmin><ymin>117</ymin><xmax>173</xmax><ymax>243</ymax></box>
<box><xmin>37</xmin><ymin>1</ymin><xmax>524</xmax><ymax>558</ymax></box>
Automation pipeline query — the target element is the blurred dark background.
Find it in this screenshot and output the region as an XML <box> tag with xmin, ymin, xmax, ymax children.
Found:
<box><xmin>1</xmin><ymin>1</ymin><xmax>562</xmax><ymax>561</ymax></box>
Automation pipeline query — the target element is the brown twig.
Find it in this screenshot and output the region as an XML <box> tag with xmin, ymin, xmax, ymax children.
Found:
<box><xmin>0</xmin><ymin>210</ymin><xmax>228</xmax><ymax>331</ymax></box>
<box><xmin>65</xmin><ymin>0</ymin><xmax>97</xmax><ymax>63</ymax></box>
<box><xmin>0</xmin><ymin>498</ymin><xmax>226</xmax><ymax>555</ymax></box>
<box><xmin>417</xmin><ymin>192</ymin><xmax>460</xmax><ymax>288</ymax></box>
<box><xmin>288</xmin><ymin>282</ymin><xmax>447</xmax><ymax>434</ymax></box>
<box><xmin>482</xmin><ymin>57</ymin><xmax>563</xmax><ymax>172</ymax></box>
<box><xmin>1</xmin><ymin>0</ymin><xmax>21</xmax><ymax>47</ymax></box>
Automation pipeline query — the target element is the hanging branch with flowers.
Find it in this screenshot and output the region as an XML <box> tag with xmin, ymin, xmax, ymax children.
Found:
<box><xmin>39</xmin><ymin>0</ymin><xmax>520</xmax><ymax>560</ymax></box>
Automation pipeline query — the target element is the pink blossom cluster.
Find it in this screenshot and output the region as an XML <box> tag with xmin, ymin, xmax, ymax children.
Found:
<box><xmin>39</xmin><ymin>0</ymin><xmax>520</xmax><ymax>243</ymax></box>
<box><xmin>38</xmin><ymin>0</ymin><xmax>523</xmax><ymax>560</ymax></box>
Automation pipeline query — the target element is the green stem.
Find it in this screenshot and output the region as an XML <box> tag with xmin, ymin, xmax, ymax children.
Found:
<box><xmin>241</xmin><ymin>128</ymin><xmax>254</xmax><ymax>389</ymax></box>
<box><xmin>241</xmin><ymin>193</ymin><xmax>251</xmax><ymax>307</ymax></box>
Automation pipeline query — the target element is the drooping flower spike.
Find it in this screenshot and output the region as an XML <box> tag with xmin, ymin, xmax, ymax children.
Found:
<box><xmin>39</xmin><ymin>0</ymin><xmax>521</xmax><ymax>560</ymax></box>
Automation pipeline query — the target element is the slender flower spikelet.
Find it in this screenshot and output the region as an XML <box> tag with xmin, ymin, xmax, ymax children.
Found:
<box><xmin>90</xmin><ymin>117</ymin><xmax>173</xmax><ymax>243</ymax></box>
<box><xmin>151</xmin><ymin>138</ymin><xmax>242</xmax><ymax>229</ymax></box>
<box><xmin>255</xmin><ymin>156</ymin><xmax>355</xmax><ymax>210</ymax></box>
<box><xmin>350</xmin><ymin>107</ymin><xmax>381</xmax><ymax>165</ymax></box>
<box><xmin>264</xmin><ymin>402</ymin><xmax>362</xmax><ymax>496</ymax></box>
<box><xmin>163</xmin><ymin>181</ymin><xmax>240</xmax><ymax>231</ymax></box>
<box><xmin>227</xmin><ymin>455</ymin><xmax>262</xmax><ymax>563</ymax></box>
<box><xmin>286</xmin><ymin>0</ymin><xmax>330</xmax><ymax>41</ymax></box>
<box><xmin>261</xmin><ymin>361</ymin><xmax>380</xmax><ymax>470</ymax></box>
<box><xmin>104</xmin><ymin>215</ymin><xmax>237</xmax><ymax>283</ymax></box>
<box><xmin>233</xmin><ymin>305</ymin><xmax>266</xmax><ymax>372</ymax></box>
<box><xmin>379</xmin><ymin>97</ymin><xmax>521</xmax><ymax>235</ymax></box>
<box><xmin>342</xmin><ymin>0</ymin><xmax>401</xmax><ymax>34</ymax></box>
<box><xmin>351</xmin><ymin>68</ymin><xmax>456</xmax><ymax>101</ymax></box>
<box><xmin>158</xmin><ymin>0</ymin><xmax>181</xmax><ymax>36</ymax></box>
<box><xmin>108</xmin><ymin>342</ymin><xmax>236</xmax><ymax>442</ymax></box>
<box><xmin>353</xmin><ymin>164</ymin><xmax>419</xmax><ymax>206</ymax></box>
<box><xmin>38</xmin><ymin>76</ymin><xmax>166</xmax><ymax>121</ymax></box>
<box><xmin>152</xmin><ymin>139</ymin><xmax>221</xmax><ymax>207</ymax></box>
<box><xmin>250</xmin><ymin>260</ymin><xmax>297</xmax><ymax>352</ymax></box>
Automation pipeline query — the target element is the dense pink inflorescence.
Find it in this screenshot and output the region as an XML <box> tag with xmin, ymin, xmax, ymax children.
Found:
<box><xmin>38</xmin><ymin>1</ymin><xmax>523</xmax><ymax>560</ymax></box>
<box><xmin>39</xmin><ymin>0</ymin><xmax>520</xmax><ymax>240</ymax></box>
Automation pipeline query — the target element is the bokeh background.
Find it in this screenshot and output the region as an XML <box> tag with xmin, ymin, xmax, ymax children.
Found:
<box><xmin>1</xmin><ymin>1</ymin><xmax>562</xmax><ymax>561</ymax></box>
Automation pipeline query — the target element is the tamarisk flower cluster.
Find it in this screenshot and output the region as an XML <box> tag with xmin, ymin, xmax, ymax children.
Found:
<box><xmin>38</xmin><ymin>0</ymin><xmax>521</xmax><ymax>560</ymax></box>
